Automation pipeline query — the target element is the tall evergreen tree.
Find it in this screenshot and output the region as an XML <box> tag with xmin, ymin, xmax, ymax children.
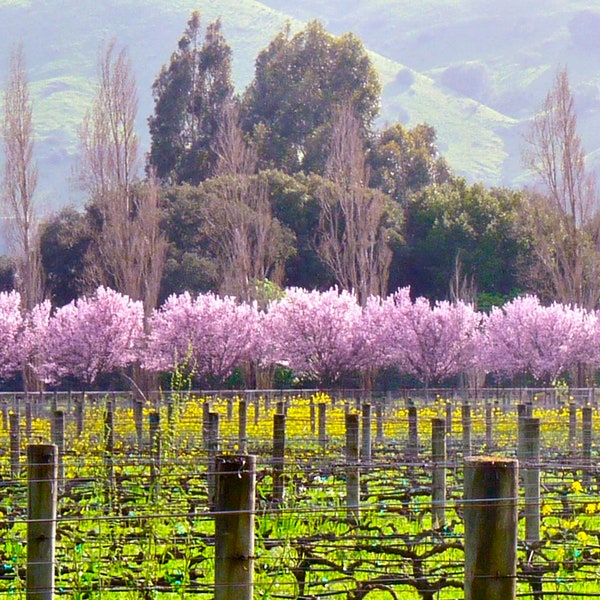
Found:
<box><xmin>241</xmin><ymin>20</ymin><xmax>381</xmax><ymax>175</ymax></box>
<box><xmin>148</xmin><ymin>12</ymin><xmax>233</xmax><ymax>185</ymax></box>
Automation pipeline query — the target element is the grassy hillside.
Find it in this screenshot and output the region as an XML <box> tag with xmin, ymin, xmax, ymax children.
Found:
<box><xmin>0</xmin><ymin>0</ymin><xmax>599</xmax><ymax>213</ymax></box>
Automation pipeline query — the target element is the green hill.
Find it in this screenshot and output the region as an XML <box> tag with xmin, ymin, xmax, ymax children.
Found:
<box><xmin>0</xmin><ymin>0</ymin><xmax>599</xmax><ymax>211</ymax></box>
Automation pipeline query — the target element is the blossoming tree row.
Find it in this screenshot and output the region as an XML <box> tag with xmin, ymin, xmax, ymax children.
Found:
<box><xmin>0</xmin><ymin>286</ymin><xmax>597</xmax><ymax>388</ymax></box>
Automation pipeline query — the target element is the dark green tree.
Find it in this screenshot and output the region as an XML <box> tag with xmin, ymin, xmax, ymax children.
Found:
<box><xmin>369</xmin><ymin>123</ymin><xmax>451</xmax><ymax>205</ymax></box>
<box><xmin>39</xmin><ymin>207</ymin><xmax>94</xmax><ymax>307</ymax></box>
<box><xmin>241</xmin><ymin>20</ymin><xmax>381</xmax><ymax>174</ymax></box>
<box><xmin>397</xmin><ymin>178</ymin><xmax>530</xmax><ymax>306</ymax></box>
<box><xmin>148</xmin><ymin>12</ymin><xmax>233</xmax><ymax>185</ymax></box>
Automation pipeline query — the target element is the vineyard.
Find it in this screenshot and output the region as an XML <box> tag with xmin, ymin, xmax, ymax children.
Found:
<box><xmin>1</xmin><ymin>389</ymin><xmax>600</xmax><ymax>599</ymax></box>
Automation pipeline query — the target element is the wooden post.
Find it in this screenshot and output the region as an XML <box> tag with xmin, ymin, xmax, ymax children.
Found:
<box><xmin>149</xmin><ymin>411</ymin><xmax>161</xmax><ymax>500</ymax></box>
<box><xmin>432</xmin><ymin>418</ymin><xmax>446</xmax><ymax>529</ymax></box>
<box><xmin>318</xmin><ymin>403</ymin><xmax>327</xmax><ymax>451</ymax></box>
<box><xmin>568</xmin><ymin>402</ymin><xmax>577</xmax><ymax>456</ymax></box>
<box><xmin>9</xmin><ymin>411</ymin><xmax>20</xmax><ymax>479</ymax></box>
<box><xmin>27</xmin><ymin>444</ymin><xmax>58</xmax><ymax>600</ymax></box>
<box><xmin>345</xmin><ymin>412</ymin><xmax>360</xmax><ymax>522</ymax></box>
<box><xmin>25</xmin><ymin>398</ymin><xmax>32</xmax><ymax>439</ymax></box>
<box><xmin>464</xmin><ymin>457</ymin><xmax>518</xmax><ymax>600</ymax></box>
<box><xmin>375</xmin><ymin>400</ymin><xmax>384</xmax><ymax>444</ymax></box>
<box><xmin>202</xmin><ymin>401</ymin><xmax>210</xmax><ymax>448</ymax></box>
<box><xmin>214</xmin><ymin>455</ymin><xmax>256</xmax><ymax>600</ymax></box>
<box><xmin>51</xmin><ymin>411</ymin><xmax>65</xmax><ymax>495</ymax></box>
<box><xmin>75</xmin><ymin>394</ymin><xmax>84</xmax><ymax>437</ymax></box>
<box><xmin>462</xmin><ymin>403</ymin><xmax>472</xmax><ymax>458</ymax></box>
<box><xmin>208</xmin><ymin>412</ymin><xmax>220</xmax><ymax>507</ymax></box>
<box><xmin>582</xmin><ymin>406</ymin><xmax>593</xmax><ymax>485</ymax></box>
<box><xmin>309</xmin><ymin>396</ymin><xmax>316</xmax><ymax>435</ymax></box>
<box><xmin>272</xmin><ymin>413</ymin><xmax>286</xmax><ymax>506</ymax></box>
<box><xmin>238</xmin><ymin>399</ymin><xmax>248</xmax><ymax>454</ymax></box>
<box><xmin>361</xmin><ymin>403</ymin><xmax>372</xmax><ymax>463</ymax></box>
<box><xmin>485</xmin><ymin>402</ymin><xmax>493</xmax><ymax>452</ymax></box>
<box><xmin>103</xmin><ymin>400</ymin><xmax>114</xmax><ymax>495</ymax></box>
<box><xmin>520</xmin><ymin>417</ymin><xmax>540</xmax><ymax>543</ymax></box>
<box><xmin>408</xmin><ymin>403</ymin><xmax>418</xmax><ymax>459</ymax></box>
<box><xmin>134</xmin><ymin>399</ymin><xmax>144</xmax><ymax>453</ymax></box>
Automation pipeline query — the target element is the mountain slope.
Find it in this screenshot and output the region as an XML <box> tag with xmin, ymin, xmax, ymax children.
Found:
<box><xmin>0</xmin><ymin>0</ymin><xmax>598</xmax><ymax>213</ymax></box>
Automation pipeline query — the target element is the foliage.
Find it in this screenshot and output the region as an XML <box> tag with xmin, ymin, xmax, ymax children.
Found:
<box><xmin>38</xmin><ymin>287</ymin><xmax>144</xmax><ymax>386</ymax></box>
<box><xmin>39</xmin><ymin>207</ymin><xmax>94</xmax><ymax>307</ymax></box>
<box><xmin>0</xmin><ymin>290</ymin><xmax>24</xmax><ymax>379</ymax></box>
<box><xmin>265</xmin><ymin>287</ymin><xmax>364</xmax><ymax>385</ymax></box>
<box><xmin>399</xmin><ymin>177</ymin><xmax>529</xmax><ymax>302</ymax></box>
<box><xmin>480</xmin><ymin>295</ymin><xmax>594</xmax><ymax>382</ymax></box>
<box><xmin>143</xmin><ymin>291</ymin><xmax>259</xmax><ymax>386</ymax></box>
<box><xmin>148</xmin><ymin>11</ymin><xmax>234</xmax><ymax>185</ymax></box>
<box><xmin>241</xmin><ymin>20</ymin><xmax>381</xmax><ymax>174</ymax></box>
<box><xmin>369</xmin><ymin>122</ymin><xmax>451</xmax><ymax>205</ymax></box>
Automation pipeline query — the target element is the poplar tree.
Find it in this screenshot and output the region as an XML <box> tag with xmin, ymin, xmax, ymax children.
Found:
<box><xmin>148</xmin><ymin>12</ymin><xmax>233</xmax><ymax>185</ymax></box>
<box><xmin>1</xmin><ymin>45</ymin><xmax>43</xmax><ymax>310</ymax></box>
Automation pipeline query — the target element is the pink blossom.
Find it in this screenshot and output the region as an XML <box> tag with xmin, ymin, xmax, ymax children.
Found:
<box><xmin>382</xmin><ymin>289</ymin><xmax>481</xmax><ymax>384</ymax></box>
<box><xmin>0</xmin><ymin>290</ymin><xmax>24</xmax><ymax>379</ymax></box>
<box><xmin>41</xmin><ymin>287</ymin><xmax>144</xmax><ymax>385</ymax></box>
<box><xmin>265</xmin><ymin>287</ymin><xmax>363</xmax><ymax>384</ymax></box>
<box><xmin>143</xmin><ymin>292</ymin><xmax>259</xmax><ymax>383</ymax></box>
<box><xmin>480</xmin><ymin>295</ymin><xmax>592</xmax><ymax>381</ymax></box>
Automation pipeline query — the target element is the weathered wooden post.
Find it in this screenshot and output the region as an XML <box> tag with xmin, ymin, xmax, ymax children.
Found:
<box><xmin>462</xmin><ymin>403</ymin><xmax>472</xmax><ymax>457</ymax></box>
<box><xmin>582</xmin><ymin>406</ymin><xmax>593</xmax><ymax>485</ymax></box>
<box><xmin>317</xmin><ymin>403</ymin><xmax>327</xmax><ymax>451</ymax></box>
<box><xmin>208</xmin><ymin>412</ymin><xmax>220</xmax><ymax>507</ymax></box>
<box><xmin>9</xmin><ymin>411</ymin><xmax>20</xmax><ymax>479</ymax></box>
<box><xmin>238</xmin><ymin>399</ymin><xmax>248</xmax><ymax>454</ymax></box>
<box><xmin>202</xmin><ymin>401</ymin><xmax>211</xmax><ymax>448</ymax></box>
<box><xmin>407</xmin><ymin>402</ymin><xmax>418</xmax><ymax>459</ymax></box>
<box><xmin>272</xmin><ymin>413</ymin><xmax>286</xmax><ymax>506</ymax></box>
<box><xmin>485</xmin><ymin>402</ymin><xmax>493</xmax><ymax>452</ymax></box>
<box><xmin>310</xmin><ymin>396</ymin><xmax>316</xmax><ymax>435</ymax></box>
<box><xmin>214</xmin><ymin>455</ymin><xmax>256</xmax><ymax>600</ymax></box>
<box><xmin>568</xmin><ymin>402</ymin><xmax>577</xmax><ymax>456</ymax></box>
<box><xmin>520</xmin><ymin>417</ymin><xmax>540</xmax><ymax>543</ymax></box>
<box><xmin>149</xmin><ymin>410</ymin><xmax>161</xmax><ymax>500</ymax></box>
<box><xmin>375</xmin><ymin>400</ymin><xmax>384</xmax><ymax>444</ymax></box>
<box><xmin>361</xmin><ymin>403</ymin><xmax>372</xmax><ymax>463</ymax></box>
<box><xmin>51</xmin><ymin>411</ymin><xmax>65</xmax><ymax>495</ymax></box>
<box><xmin>133</xmin><ymin>399</ymin><xmax>144</xmax><ymax>453</ymax></box>
<box><xmin>103</xmin><ymin>400</ymin><xmax>115</xmax><ymax>499</ymax></box>
<box><xmin>27</xmin><ymin>444</ymin><xmax>58</xmax><ymax>600</ymax></box>
<box><xmin>432</xmin><ymin>418</ymin><xmax>446</xmax><ymax>528</ymax></box>
<box><xmin>25</xmin><ymin>397</ymin><xmax>33</xmax><ymax>439</ymax></box>
<box><xmin>464</xmin><ymin>457</ymin><xmax>518</xmax><ymax>600</ymax></box>
<box><xmin>75</xmin><ymin>393</ymin><xmax>84</xmax><ymax>437</ymax></box>
<box><xmin>345</xmin><ymin>412</ymin><xmax>360</xmax><ymax>522</ymax></box>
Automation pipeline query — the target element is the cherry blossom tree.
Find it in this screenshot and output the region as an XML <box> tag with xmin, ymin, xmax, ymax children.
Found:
<box><xmin>480</xmin><ymin>295</ymin><xmax>593</xmax><ymax>382</ymax></box>
<box><xmin>265</xmin><ymin>287</ymin><xmax>363</xmax><ymax>385</ymax></box>
<box><xmin>380</xmin><ymin>288</ymin><xmax>481</xmax><ymax>386</ymax></box>
<box><xmin>39</xmin><ymin>287</ymin><xmax>144</xmax><ymax>386</ymax></box>
<box><xmin>143</xmin><ymin>292</ymin><xmax>259</xmax><ymax>385</ymax></box>
<box><xmin>0</xmin><ymin>290</ymin><xmax>24</xmax><ymax>379</ymax></box>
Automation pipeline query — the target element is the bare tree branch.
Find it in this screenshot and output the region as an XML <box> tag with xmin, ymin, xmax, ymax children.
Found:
<box><xmin>317</xmin><ymin>102</ymin><xmax>392</xmax><ymax>305</ymax></box>
<box><xmin>523</xmin><ymin>67</ymin><xmax>600</xmax><ymax>309</ymax></box>
<box><xmin>1</xmin><ymin>44</ymin><xmax>43</xmax><ymax>310</ymax></box>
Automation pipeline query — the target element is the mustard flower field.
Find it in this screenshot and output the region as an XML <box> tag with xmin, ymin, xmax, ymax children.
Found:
<box><xmin>0</xmin><ymin>391</ymin><xmax>599</xmax><ymax>598</ymax></box>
